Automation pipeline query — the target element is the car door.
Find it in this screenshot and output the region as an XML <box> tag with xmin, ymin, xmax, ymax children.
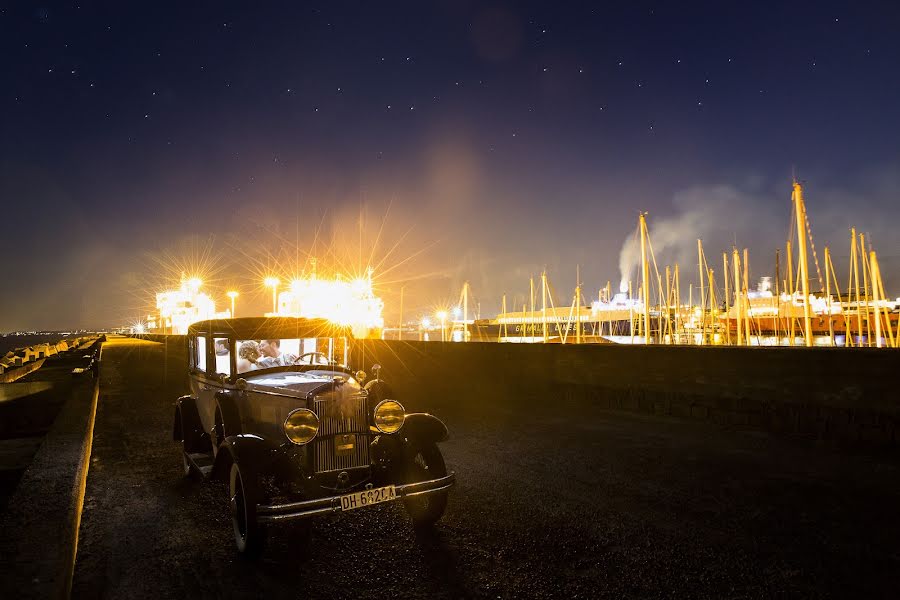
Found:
<box><xmin>190</xmin><ymin>334</ymin><xmax>219</xmax><ymax>442</ymax></box>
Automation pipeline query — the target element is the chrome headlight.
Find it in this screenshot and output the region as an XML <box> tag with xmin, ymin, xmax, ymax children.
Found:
<box><xmin>374</xmin><ymin>399</ymin><xmax>405</xmax><ymax>434</ymax></box>
<box><xmin>284</xmin><ymin>408</ymin><xmax>319</xmax><ymax>445</ymax></box>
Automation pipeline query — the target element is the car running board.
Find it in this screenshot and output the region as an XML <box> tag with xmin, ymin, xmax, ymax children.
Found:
<box><xmin>186</xmin><ymin>452</ymin><xmax>214</xmax><ymax>477</ymax></box>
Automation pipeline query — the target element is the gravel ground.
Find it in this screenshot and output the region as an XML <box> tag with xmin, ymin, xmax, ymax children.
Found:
<box><xmin>72</xmin><ymin>337</ymin><xmax>900</xmax><ymax>598</ymax></box>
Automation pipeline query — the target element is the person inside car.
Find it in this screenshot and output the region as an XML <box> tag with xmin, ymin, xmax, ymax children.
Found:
<box><xmin>257</xmin><ymin>339</ymin><xmax>298</xmax><ymax>368</ymax></box>
<box><xmin>237</xmin><ymin>340</ymin><xmax>261</xmax><ymax>373</ymax></box>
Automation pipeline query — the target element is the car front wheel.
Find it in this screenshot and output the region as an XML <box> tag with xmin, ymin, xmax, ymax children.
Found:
<box><xmin>229</xmin><ymin>462</ymin><xmax>267</xmax><ymax>557</ymax></box>
<box><xmin>402</xmin><ymin>443</ymin><xmax>448</xmax><ymax>528</ymax></box>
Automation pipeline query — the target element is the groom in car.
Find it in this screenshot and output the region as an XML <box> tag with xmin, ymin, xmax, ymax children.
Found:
<box><xmin>257</xmin><ymin>339</ymin><xmax>298</xmax><ymax>368</ymax></box>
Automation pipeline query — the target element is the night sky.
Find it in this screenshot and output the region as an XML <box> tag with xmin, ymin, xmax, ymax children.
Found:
<box><xmin>2</xmin><ymin>1</ymin><xmax>900</xmax><ymax>331</ymax></box>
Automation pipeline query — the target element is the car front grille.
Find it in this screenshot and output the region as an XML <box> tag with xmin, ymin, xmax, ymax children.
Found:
<box><xmin>313</xmin><ymin>395</ymin><xmax>370</xmax><ymax>472</ymax></box>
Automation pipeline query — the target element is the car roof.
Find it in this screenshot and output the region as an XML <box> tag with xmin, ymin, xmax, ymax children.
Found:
<box><xmin>188</xmin><ymin>317</ymin><xmax>353</xmax><ymax>340</ymax></box>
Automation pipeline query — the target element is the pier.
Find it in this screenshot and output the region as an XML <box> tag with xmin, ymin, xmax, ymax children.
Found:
<box><xmin>2</xmin><ymin>336</ymin><xmax>899</xmax><ymax>596</ymax></box>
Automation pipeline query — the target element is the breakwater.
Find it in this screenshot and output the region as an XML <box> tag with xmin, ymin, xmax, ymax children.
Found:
<box><xmin>0</xmin><ymin>359</ymin><xmax>45</xmax><ymax>384</ymax></box>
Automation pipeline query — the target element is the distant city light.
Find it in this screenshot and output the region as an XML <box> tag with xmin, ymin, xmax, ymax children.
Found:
<box><xmin>151</xmin><ymin>274</ymin><xmax>228</xmax><ymax>334</ymax></box>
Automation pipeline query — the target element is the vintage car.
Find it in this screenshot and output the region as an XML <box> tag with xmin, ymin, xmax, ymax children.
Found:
<box><xmin>173</xmin><ymin>317</ymin><xmax>455</xmax><ymax>556</ymax></box>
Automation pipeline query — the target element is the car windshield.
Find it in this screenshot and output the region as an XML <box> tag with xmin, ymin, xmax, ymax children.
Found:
<box><xmin>235</xmin><ymin>336</ymin><xmax>348</xmax><ymax>374</ymax></box>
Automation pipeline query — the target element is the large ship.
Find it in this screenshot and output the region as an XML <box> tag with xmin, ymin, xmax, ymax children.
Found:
<box><xmin>718</xmin><ymin>277</ymin><xmax>900</xmax><ymax>339</ymax></box>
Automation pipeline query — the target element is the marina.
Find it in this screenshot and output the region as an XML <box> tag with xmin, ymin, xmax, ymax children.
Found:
<box><xmin>413</xmin><ymin>181</ymin><xmax>900</xmax><ymax>348</ymax></box>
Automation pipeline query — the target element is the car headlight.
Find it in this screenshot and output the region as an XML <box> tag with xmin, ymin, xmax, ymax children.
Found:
<box><xmin>374</xmin><ymin>399</ymin><xmax>405</xmax><ymax>434</ymax></box>
<box><xmin>284</xmin><ymin>408</ymin><xmax>319</xmax><ymax>445</ymax></box>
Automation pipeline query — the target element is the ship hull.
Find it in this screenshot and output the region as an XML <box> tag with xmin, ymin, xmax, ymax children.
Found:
<box><xmin>720</xmin><ymin>313</ymin><xmax>899</xmax><ymax>336</ymax></box>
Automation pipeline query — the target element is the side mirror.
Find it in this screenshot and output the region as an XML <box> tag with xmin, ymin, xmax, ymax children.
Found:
<box><xmin>355</xmin><ymin>370</ymin><xmax>367</xmax><ymax>383</ymax></box>
<box><xmin>372</xmin><ymin>364</ymin><xmax>382</xmax><ymax>380</ymax></box>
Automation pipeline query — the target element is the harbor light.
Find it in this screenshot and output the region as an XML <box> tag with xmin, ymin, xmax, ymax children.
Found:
<box><xmin>226</xmin><ymin>290</ymin><xmax>239</xmax><ymax>318</ymax></box>
<box><xmin>152</xmin><ymin>273</ymin><xmax>228</xmax><ymax>334</ymax></box>
<box><xmin>274</xmin><ymin>269</ymin><xmax>384</xmax><ymax>338</ymax></box>
<box><xmin>436</xmin><ymin>310</ymin><xmax>448</xmax><ymax>342</ymax></box>
<box><xmin>264</xmin><ymin>277</ymin><xmax>280</xmax><ymax>314</ymax></box>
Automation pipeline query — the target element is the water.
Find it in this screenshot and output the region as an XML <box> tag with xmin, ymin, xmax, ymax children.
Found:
<box><xmin>0</xmin><ymin>334</ymin><xmax>69</xmax><ymax>356</ymax></box>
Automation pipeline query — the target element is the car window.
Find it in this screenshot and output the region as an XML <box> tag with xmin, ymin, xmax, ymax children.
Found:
<box><xmin>196</xmin><ymin>336</ymin><xmax>207</xmax><ymax>372</ymax></box>
<box><xmin>234</xmin><ymin>337</ymin><xmax>349</xmax><ymax>373</ymax></box>
<box><xmin>213</xmin><ymin>337</ymin><xmax>232</xmax><ymax>376</ymax></box>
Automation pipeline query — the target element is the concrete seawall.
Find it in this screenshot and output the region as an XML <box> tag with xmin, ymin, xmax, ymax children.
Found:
<box><xmin>355</xmin><ymin>340</ymin><xmax>900</xmax><ymax>446</ymax></box>
<box><xmin>133</xmin><ymin>335</ymin><xmax>900</xmax><ymax>445</ymax></box>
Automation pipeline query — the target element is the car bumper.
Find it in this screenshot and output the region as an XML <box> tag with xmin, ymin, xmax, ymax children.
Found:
<box><xmin>256</xmin><ymin>473</ymin><xmax>456</xmax><ymax>524</ymax></box>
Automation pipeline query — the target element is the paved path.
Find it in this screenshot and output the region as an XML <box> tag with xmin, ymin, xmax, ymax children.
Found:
<box><xmin>73</xmin><ymin>337</ymin><xmax>900</xmax><ymax>598</ymax></box>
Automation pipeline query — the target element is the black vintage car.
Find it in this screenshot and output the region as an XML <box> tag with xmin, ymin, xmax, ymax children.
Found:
<box><xmin>173</xmin><ymin>317</ymin><xmax>455</xmax><ymax>556</ymax></box>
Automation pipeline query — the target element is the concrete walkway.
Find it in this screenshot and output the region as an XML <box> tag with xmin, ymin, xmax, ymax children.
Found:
<box><xmin>71</xmin><ymin>336</ymin><xmax>900</xmax><ymax>598</ymax></box>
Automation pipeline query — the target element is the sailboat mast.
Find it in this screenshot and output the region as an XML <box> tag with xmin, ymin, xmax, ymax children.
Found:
<box><xmin>733</xmin><ymin>248</ymin><xmax>742</xmax><ymax>346</ymax></box>
<box><xmin>698</xmin><ymin>239</ymin><xmax>705</xmax><ymax>343</ymax></box>
<box><xmin>870</xmin><ymin>251</ymin><xmax>882</xmax><ymax>348</ymax></box>
<box><xmin>640</xmin><ymin>213</ymin><xmax>651</xmax><ymax>345</ymax></box>
<box><xmin>541</xmin><ymin>271</ymin><xmax>548</xmax><ymax>343</ymax></box>
<box><xmin>825</xmin><ymin>247</ymin><xmax>834</xmax><ymax>346</ymax></box>
<box><xmin>723</xmin><ymin>252</ymin><xmax>731</xmax><ymax>345</ymax></box>
<box><xmin>793</xmin><ymin>182</ymin><xmax>813</xmax><ymax>347</ymax></box>
<box><xmin>787</xmin><ymin>240</ymin><xmax>794</xmax><ymax>345</ymax></box>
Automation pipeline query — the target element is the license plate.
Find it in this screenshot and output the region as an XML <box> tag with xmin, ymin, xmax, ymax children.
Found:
<box><xmin>340</xmin><ymin>485</ymin><xmax>397</xmax><ymax>512</ymax></box>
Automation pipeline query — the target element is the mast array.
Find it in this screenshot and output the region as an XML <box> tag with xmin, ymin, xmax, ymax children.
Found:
<box><xmin>447</xmin><ymin>181</ymin><xmax>894</xmax><ymax>348</ymax></box>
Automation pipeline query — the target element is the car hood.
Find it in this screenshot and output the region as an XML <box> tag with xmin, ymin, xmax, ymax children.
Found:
<box><xmin>242</xmin><ymin>370</ymin><xmax>360</xmax><ymax>397</ymax></box>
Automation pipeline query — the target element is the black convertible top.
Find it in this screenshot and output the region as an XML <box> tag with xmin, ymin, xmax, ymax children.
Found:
<box><xmin>187</xmin><ymin>317</ymin><xmax>353</xmax><ymax>340</ymax></box>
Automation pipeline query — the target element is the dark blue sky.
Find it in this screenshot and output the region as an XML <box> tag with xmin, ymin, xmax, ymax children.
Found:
<box><xmin>2</xmin><ymin>1</ymin><xmax>899</xmax><ymax>330</ymax></box>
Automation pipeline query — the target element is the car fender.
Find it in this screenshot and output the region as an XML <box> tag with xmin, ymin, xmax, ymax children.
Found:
<box><xmin>213</xmin><ymin>391</ymin><xmax>243</xmax><ymax>443</ymax></box>
<box><xmin>402</xmin><ymin>412</ymin><xmax>449</xmax><ymax>444</ymax></box>
<box><xmin>173</xmin><ymin>395</ymin><xmax>203</xmax><ymax>447</ymax></box>
<box><xmin>364</xmin><ymin>379</ymin><xmax>394</xmax><ymax>412</ymax></box>
<box><xmin>210</xmin><ymin>434</ymin><xmax>277</xmax><ymax>480</ymax></box>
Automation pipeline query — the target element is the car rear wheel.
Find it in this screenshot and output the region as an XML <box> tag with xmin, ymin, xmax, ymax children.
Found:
<box><xmin>229</xmin><ymin>462</ymin><xmax>267</xmax><ymax>558</ymax></box>
<box><xmin>402</xmin><ymin>443</ymin><xmax>448</xmax><ymax>528</ymax></box>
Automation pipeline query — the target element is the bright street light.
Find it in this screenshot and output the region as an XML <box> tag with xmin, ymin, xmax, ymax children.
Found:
<box><xmin>436</xmin><ymin>310</ymin><xmax>448</xmax><ymax>342</ymax></box>
<box><xmin>264</xmin><ymin>277</ymin><xmax>280</xmax><ymax>314</ymax></box>
<box><xmin>226</xmin><ymin>290</ymin><xmax>239</xmax><ymax>318</ymax></box>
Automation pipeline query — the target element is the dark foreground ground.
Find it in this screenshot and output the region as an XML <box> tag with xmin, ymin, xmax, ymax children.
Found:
<box><xmin>72</xmin><ymin>337</ymin><xmax>900</xmax><ymax>598</ymax></box>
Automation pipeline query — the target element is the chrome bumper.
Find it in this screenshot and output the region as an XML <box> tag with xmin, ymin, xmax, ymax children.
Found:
<box><xmin>256</xmin><ymin>473</ymin><xmax>456</xmax><ymax>524</ymax></box>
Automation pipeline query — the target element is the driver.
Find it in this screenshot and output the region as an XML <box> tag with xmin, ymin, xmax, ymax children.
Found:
<box><xmin>257</xmin><ymin>339</ymin><xmax>298</xmax><ymax>368</ymax></box>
